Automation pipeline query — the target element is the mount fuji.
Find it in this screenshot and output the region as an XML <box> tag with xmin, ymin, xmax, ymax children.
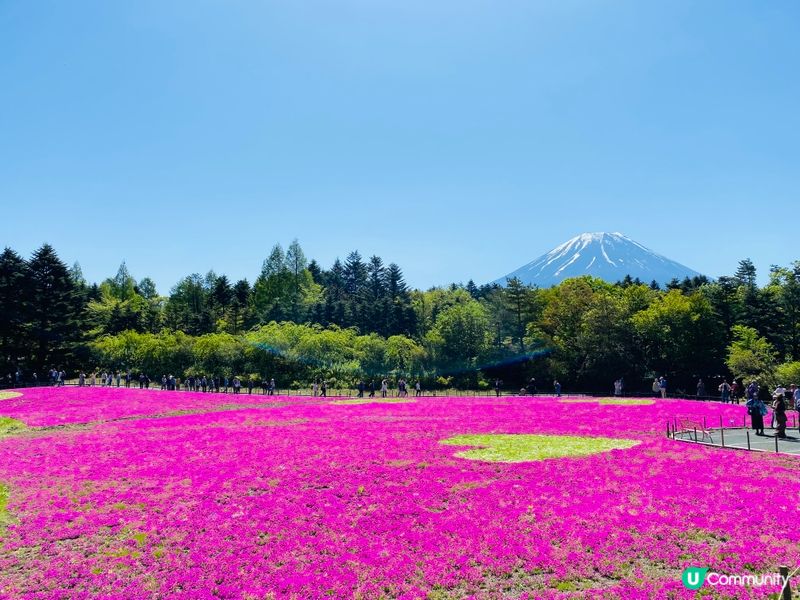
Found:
<box><xmin>494</xmin><ymin>232</ymin><xmax>702</xmax><ymax>288</ymax></box>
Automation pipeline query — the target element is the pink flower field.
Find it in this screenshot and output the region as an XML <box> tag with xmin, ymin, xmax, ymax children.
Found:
<box><xmin>1</xmin><ymin>388</ymin><xmax>799</xmax><ymax>599</ymax></box>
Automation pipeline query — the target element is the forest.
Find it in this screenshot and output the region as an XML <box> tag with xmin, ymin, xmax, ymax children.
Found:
<box><xmin>1</xmin><ymin>241</ymin><xmax>799</xmax><ymax>396</ymax></box>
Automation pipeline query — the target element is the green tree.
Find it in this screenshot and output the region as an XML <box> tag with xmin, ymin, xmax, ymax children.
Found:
<box><xmin>726</xmin><ymin>325</ymin><xmax>777</xmax><ymax>387</ymax></box>
<box><xmin>27</xmin><ymin>244</ymin><xmax>85</xmax><ymax>369</ymax></box>
<box><xmin>253</xmin><ymin>244</ymin><xmax>293</xmax><ymax>322</ymax></box>
<box><xmin>767</xmin><ymin>263</ymin><xmax>800</xmax><ymax>361</ymax></box>
<box><xmin>0</xmin><ymin>248</ymin><xmax>29</xmax><ymax>372</ymax></box>
<box><xmin>426</xmin><ymin>300</ymin><xmax>490</xmax><ymax>382</ymax></box>
<box><xmin>632</xmin><ymin>289</ymin><xmax>725</xmax><ymax>384</ymax></box>
<box><xmin>776</xmin><ymin>361</ymin><xmax>800</xmax><ymax>387</ymax></box>
<box><xmin>106</xmin><ymin>262</ymin><xmax>137</xmax><ymax>301</ymax></box>
<box><xmin>164</xmin><ymin>274</ymin><xmax>214</xmax><ymax>335</ymax></box>
<box><xmin>230</xmin><ymin>279</ymin><xmax>252</xmax><ymax>334</ymax></box>
<box><xmin>285</xmin><ymin>239</ymin><xmax>308</xmax><ymax>322</ymax></box>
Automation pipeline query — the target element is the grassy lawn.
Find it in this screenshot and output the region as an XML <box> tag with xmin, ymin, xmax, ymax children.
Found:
<box><xmin>0</xmin><ymin>417</ymin><xmax>26</xmax><ymax>438</ymax></box>
<box><xmin>440</xmin><ymin>433</ymin><xmax>640</xmax><ymax>462</ymax></box>
<box><xmin>559</xmin><ymin>397</ymin><xmax>655</xmax><ymax>406</ymax></box>
<box><xmin>0</xmin><ymin>483</ymin><xmax>9</xmax><ymax>533</ymax></box>
<box><xmin>332</xmin><ymin>397</ymin><xmax>416</xmax><ymax>405</ymax></box>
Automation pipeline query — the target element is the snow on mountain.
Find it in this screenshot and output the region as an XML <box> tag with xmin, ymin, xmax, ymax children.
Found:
<box><xmin>493</xmin><ymin>232</ymin><xmax>702</xmax><ymax>287</ymax></box>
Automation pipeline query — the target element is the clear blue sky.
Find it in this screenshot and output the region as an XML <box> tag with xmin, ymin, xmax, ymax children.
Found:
<box><xmin>1</xmin><ymin>1</ymin><xmax>798</xmax><ymax>292</ymax></box>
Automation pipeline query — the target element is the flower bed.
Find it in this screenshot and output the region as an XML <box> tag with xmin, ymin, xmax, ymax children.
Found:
<box><xmin>0</xmin><ymin>389</ymin><xmax>797</xmax><ymax>598</ymax></box>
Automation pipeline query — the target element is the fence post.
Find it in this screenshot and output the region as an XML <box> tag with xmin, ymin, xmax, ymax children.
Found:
<box><xmin>779</xmin><ymin>565</ymin><xmax>791</xmax><ymax>600</ymax></box>
<box><xmin>776</xmin><ymin>434</ymin><xmax>780</xmax><ymax>454</ymax></box>
<box><xmin>693</xmin><ymin>427</ymin><xmax>698</xmax><ymax>442</ymax></box>
<box><xmin>721</xmin><ymin>428</ymin><xmax>725</xmax><ymax>447</ymax></box>
<box><xmin>746</xmin><ymin>430</ymin><xmax>751</xmax><ymax>450</ymax></box>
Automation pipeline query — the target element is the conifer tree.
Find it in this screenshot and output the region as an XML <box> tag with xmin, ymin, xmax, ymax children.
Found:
<box><xmin>27</xmin><ymin>244</ymin><xmax>84</xmax><ymax>370</ymax></box>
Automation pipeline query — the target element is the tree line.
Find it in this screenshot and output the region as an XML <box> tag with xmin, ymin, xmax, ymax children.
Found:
<box><xmin>1</xmin><ymin>241</ymin><xmax>798</xmax><ymax>395</ymax></box>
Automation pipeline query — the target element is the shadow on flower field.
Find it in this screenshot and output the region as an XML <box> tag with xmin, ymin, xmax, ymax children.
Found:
<box><xmin>0</xmin><ymin>387</ymin><xmax>798</xmax><ymax>599</ymax></box>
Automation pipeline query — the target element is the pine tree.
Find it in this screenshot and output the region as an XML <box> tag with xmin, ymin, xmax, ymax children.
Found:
<box><xmin>504</xmin><ymin>277</ymin><xmax>537</xmax><ymax>353</ymax></box>
<box><xmin>386</xmin><ymin>263</ymin><xmax>408</xmax><ymax>299</ymax></box>
<box><xmin>230</xmin><ymin>279</ymin><xmax>251</xmax><ymax>333</ymax></box>
<box><xmin>137</xmin><ymin>277</ymin><xmax>158</xmax><ymax>300</ymax></box>
<box><xmin>286</xmin><ymin>239</ymin><xmax>308</xmax><ymax>322</ymax></box>
<box><xmin>307</xmin><ymin>259</ymin><xmax>322</xmax><ymax>284</ymax></box>
<box><xmin>343</xmin><ymin>251</ymin><xmax>368</xmax><ymax>296</ymax></box>
<box><xmin>212</xmin><ymin>275</ymin><xmax>233</xmax><ymax>322</ymax></box>
<box><xmin>0</xmin><ymin>248</ymin><xmax>30</xmax><ymax>372</ymax></box>
<box><xmin>734</xmin><ymin>259</ymin><xmax>757</xmax><ymax>288</ymax></box>
<box><xmin>69</xmin><ymin>262</ymin><xmax>87</xmax><ymax>288</ymax></box>
<box><xmin>27</xmin><ymin>244</ymin><xmax>84</xmax><ymax>370</ymax></box>
<box><xmin>385</xmin><ymin>263</ymin><xmax>415</xmax><ymax>335</ymax></box>
<box><xmin>317</xmin><ymin>259</ymin><xmax>342</xmax><ymax>304</ymax></box>
<box><xmin>108</xmin><ymin>261</ymin><xmax>136</xmax><ymax>301</ymax></box>
<box><xmin>366</xmin><ymin>256</ymin><xmax>386</xmax><ymax>301</ymax></box>
<box><xmin>262</xmin><ymin>245</ymin><xmax>286</xmax><ymax>278</ymax></box>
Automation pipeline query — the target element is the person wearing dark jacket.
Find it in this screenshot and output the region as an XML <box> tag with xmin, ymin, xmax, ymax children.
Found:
<box><xmin>773</xmin><ymin>393</ymin><xmax>788</xmax><ymax>438</ymax></box>
<box><xmin>746</xmin><ymin>396</ymin><xmax>766</xmax><ymax>435</ymax></box>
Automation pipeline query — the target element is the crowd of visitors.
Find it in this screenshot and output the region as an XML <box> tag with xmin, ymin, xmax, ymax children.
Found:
<box><xmin>67</xmin><ymin>371</ymin><xmax>283</xmax><ymax>396</ymax></box>
<box><xmin>5</xmin><ymin>368</ymin><xmax>800</xmax><ymax>427</ymax></box>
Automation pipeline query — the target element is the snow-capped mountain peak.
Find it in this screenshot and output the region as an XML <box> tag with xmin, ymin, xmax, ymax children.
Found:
<box><xmin>493</xmin><ymin>232</ymin><xmax>701</xmax><ymax>287</ymax></box>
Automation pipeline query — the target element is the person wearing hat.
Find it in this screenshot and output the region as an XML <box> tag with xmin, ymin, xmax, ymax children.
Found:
<box><xmin>773</xmin><ymin>385</ymin><xmax>788</xmax><ymax>438</ymax></box>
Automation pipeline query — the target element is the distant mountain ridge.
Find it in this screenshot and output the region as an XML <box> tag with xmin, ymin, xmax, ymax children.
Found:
<box><xmin>494</xmin><ymin>232</ymin><xmax>702</xmax><ymax>288</ymax></box>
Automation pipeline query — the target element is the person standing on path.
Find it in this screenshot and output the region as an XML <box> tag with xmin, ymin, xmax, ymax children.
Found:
<box><xmin>381</xmin><ymin>378</ymin><xmax>388</xmax><ymax>398</ymax></box>
<box><xmin>696</xmin><ymin>379</ymin><xmax>706</xmax><ymax>399</ymax></box>
<box><xmin>718</xmin><ymin>379</ymin><xmax>731</xmax><ymax>403</ymax></box>
<box><xmin>746</xmin><ymin>395</ymin><xmax>766</xmax><ymax>435</ymax></box>
<box><xmin>659</xmin><ymin>376</ymin><xmax>667</xmax><ymax>399</ymax></box>
<box><xmin>773</xmin><ymin>391</ymin><xmax>788</xmax><ymax>438</ymax></box>
<box><xmin>771</xmin><ymin>384</ymin><xmax>786</xmax><ymax>429</ymax></box>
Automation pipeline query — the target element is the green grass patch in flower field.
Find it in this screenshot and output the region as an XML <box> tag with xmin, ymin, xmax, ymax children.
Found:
<box><xmin>597</xmin><ymin>398</ymin><xmax>654</xmax><ymax>406</ymax></box>
<box><xmin>0</xmin><ymin>483</ymin><xmax>10</xmax><ymax>532</ymax></box>
<box><xmin>559</xmin><ymin>397</ymin><xmax>654</xmax><ymax>406</ymax></box>
<box><xmin>440</xmin><ymin>434</ymin><xmax>640</xmax><ymax>463</ymax></box>
<box><xmin>332</xmin><ymin>398</ymin><xmax>416</xmax><ymax>405</ymax></box>
<box><xmin>0</xmin><ymin>417</ymin><xmax>27</xmax><ymax>438</ymax></box>
<box><xmin>0</xmin><ymin>391</ymin><xmax>22</xmax><ymax>401</ymax></box>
